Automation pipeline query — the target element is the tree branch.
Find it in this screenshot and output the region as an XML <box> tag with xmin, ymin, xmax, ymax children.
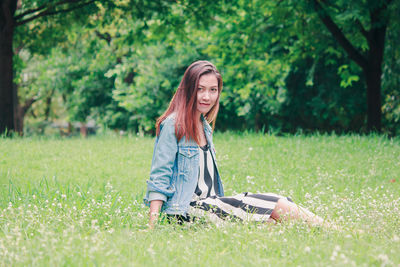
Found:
<box><xmin>355</xmin><ymin>19</ymin><xmax>369</xmax><ymax>40</ymax></box>
<box><xmin>15</xmin><ymin>0</ymin><xmax>87</xmax><ymax>20</ymax></box>
<box><xmin>15</xmin><ymin>0</ymin><xmax>95</xmax><ymax>26</ymax></box>
<box><xmin>15</xmin><ymin>2</ymin><xmax>51</xmax><ymax>20</ymax></box>
<box><xmin>95</xmin><ymin>30</ymin><xmax>111</xmax><ymax>44</ymax></box>
<box><xmin>319</xmin><ymin>0</ymin><xmax>341</xmax><ymax>11</ymax></box>
<box><xmin>312</xmin><ymin>0</ymin><xmax>368</xmax><ymax>70</ymax></box>
<box><xmin>44</xmin><ymin>88</ymin><xmax>55</xmax><ymax>120</ymax></box>
<box><xmin>21</xmin><ymin>96</ymin><xmax>38</xmax><ymax>115</ymax></box>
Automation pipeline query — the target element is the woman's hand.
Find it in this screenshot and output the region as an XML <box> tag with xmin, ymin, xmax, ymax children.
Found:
<box><xmin>149</xmin><ymin>200</ymin><xmax>163</xmax><ymax>229</ymax></box>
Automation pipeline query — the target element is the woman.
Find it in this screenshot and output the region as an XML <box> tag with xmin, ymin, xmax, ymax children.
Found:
<box><xmin>144</xmin><ymin>60</ymin><xmax>323</xmax><ymax>228</ymax></box>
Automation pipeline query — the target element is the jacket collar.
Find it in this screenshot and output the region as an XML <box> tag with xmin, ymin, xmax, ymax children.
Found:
<box><xmin>201</xmin><ymin>114</ymin><xmax>212</xmax><ymax>134</ymax></box>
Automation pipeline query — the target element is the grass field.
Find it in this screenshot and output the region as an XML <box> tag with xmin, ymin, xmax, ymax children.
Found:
<box><xmin>1</xmin><ymin>133</ymin><xmax>399</xmax><ymax>266</ymax></box>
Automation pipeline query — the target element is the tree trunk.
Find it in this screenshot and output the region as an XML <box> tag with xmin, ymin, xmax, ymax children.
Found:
<box><xmin>364</xmin><ymin>9</ymin><xmax>387</xmax><ymax>132</ymax></box>
<box><xmin>14</xmin><ymin>104</ymin><xmax>25</xmax><ymax>136</ymax></box>
<box><xmin>312</xmin><ymin>0</ymin><xmax>390</xmax><ymax>133</ymax></box>
<box><xmin>80</xmin><ymin>123</ymin><xmax>88</xmax><ymax>138</ymax></box>
<box><xmin>365</xmin><ymin>66</ymin><xmax>382</xmax><ymax>132</ymax></box>
<box><xmin>44</xmin><ymin>88</ymin><xmax>55</xmax><ymax>120</ymax></box>
<box><xmin>0</xmin><ymin>12</ymin><xmax>15</xmax><ymax>135</ymax></box>
<box><xmin>15</xmin><ymin>96</ymin><xmax>37</xmax><ymax>136</ymax></box>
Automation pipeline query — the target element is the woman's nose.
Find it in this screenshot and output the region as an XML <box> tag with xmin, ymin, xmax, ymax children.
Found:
<box><xmin>202</xmin><ymin>90</ymin><xmax>210</xmax><ymax>100</ymax></box>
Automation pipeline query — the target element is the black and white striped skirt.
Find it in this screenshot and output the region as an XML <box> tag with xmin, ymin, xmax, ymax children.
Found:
<box><xmin>188</xmin><ymin>192</ymin><xmax>293</xmax><ymax>224</ymax></box>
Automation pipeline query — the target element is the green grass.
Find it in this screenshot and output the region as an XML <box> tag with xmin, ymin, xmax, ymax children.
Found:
<box><xmin>1</xmin><ymin>133</ymin><xmax>399</xmax><ymax>266</ymax></box>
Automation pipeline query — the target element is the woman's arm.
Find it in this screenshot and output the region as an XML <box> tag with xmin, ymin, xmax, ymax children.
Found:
<box><xmin>145</xmin><ymin>118</ymin><xmax>178</xmax><ymax>200</ymax></box>
<box><xmin>144</xmin><ymin>117</ymin><xmax>178</xmax><ymax>228</ymax></box>
<box><xmin>149</xmin><ymin>200</ymin><xmax>164</xmax><ymax>229</ymax></box>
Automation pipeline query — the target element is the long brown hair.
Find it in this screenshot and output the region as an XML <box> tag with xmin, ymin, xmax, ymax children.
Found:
<box><xmin>156</xmin><ymin>60</ymin><xmax>223</xmax><ymax>144</ymax></box>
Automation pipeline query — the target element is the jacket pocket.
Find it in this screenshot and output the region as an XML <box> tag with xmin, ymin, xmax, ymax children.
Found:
<box><xmin>177</xmin><ymin>146</ymin><xmax>199</xmax><ymax>176</ymax></box>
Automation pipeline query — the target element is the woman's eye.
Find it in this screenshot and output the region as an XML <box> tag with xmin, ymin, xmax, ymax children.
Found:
<box><xmin>211</xmin><ymin>88</ymin><xmax>218</xmax><ymax>92</ymax></box>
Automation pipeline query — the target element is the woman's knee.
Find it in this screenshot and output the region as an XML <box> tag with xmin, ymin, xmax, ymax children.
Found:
<box><xmin>276</xmin><ymin>198</ymin><xmax>292</xmax><ymax>212</ymax></box>
<box><xmin>271</xmin><ymin>198</ymin><xmax>291</xmax><ymax>220</ymax></box>
<box><xmin>272</xmin><ymin>198</ymin><xmax>301</xmax><ymax>220</ymax></box>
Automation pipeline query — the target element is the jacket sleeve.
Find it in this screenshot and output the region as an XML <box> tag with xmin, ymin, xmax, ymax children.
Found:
<box><xmin>144</xmin><ymin>118</ymin><xmax>178</xmax><ymax>205</ymax></box>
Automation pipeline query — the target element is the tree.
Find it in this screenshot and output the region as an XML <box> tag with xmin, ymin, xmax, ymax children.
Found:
<box><xmin>309</xmin><ymin>0</ymin><xmax>397</xmax><ymax>132</ymax></box>
<box><xmin>204</xmin><ymin>0</ymin><xmax>291</xmax><ymax>131</ymax></box>
<box><xmin>1</xmin><ymin>0</ymin><xmax>226</xmax><ymax>135</ymax></box>
<box><xmin>0</xmin><ymin>0</ymin><xmax>98</xmax><ymax>135</ymax></box>
<box><xmin>104</xmin><ymin>2</ymin><xmax>227</xmax><ymax>133</ymax></box>
<box><xmin>250</xmin><ymin>0</ymin><xmax>399</xmax><ymax>133</ymax></box>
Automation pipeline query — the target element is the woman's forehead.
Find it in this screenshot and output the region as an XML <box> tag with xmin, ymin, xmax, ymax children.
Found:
<box><xmin>198</xmin><ymin>74</ymin><xmax>218</xmax><ymax>87</ymax></box>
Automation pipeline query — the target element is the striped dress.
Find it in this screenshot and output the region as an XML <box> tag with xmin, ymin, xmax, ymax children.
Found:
<box><xmin>188</xmin><ymin>144</ymin><xmax>293</xmax><ymax>224</ymax></box>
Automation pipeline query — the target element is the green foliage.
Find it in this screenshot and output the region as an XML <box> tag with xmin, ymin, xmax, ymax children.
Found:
<box><xmin>15</xmin><ymin>0</ymin><xmax>400</xmax><ymax>135</ymax></box>
<box><xmin>204</xmin><ymin>1</ymin><xmax>291</xmax><ymax>131</ymax></box>
<box><xmin>109</xmin><ymin>42</ymin><xmax>202</xmax><ymax>132</ymax></box>
<box><xmin>282</xmin><ymin>57</ymin><xmax>366</xmax><ymax>133</ymax></box>
<box><xmin>14</xmin><ymin>1</ymin><xmax>101</xmax><ymax>55</ymax></box>
<box><xmin>382</xmin><ymin>0</ymin><xmax>400</xmax><ymax>136</ymax></box>
<box><xmin>19</xmin><ymin>29</ymin><xmax>117</xmax><ymax>125</ymax></box>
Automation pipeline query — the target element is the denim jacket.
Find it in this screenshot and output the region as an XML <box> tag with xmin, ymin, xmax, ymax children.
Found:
<box><xmin>143</xmin><ymin>114</ymin><xmax>224</xmax><ymax>215</ymax></box>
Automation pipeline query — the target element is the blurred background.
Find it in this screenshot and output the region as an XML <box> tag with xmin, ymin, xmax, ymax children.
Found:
<box><xmin>1</xmin><ymin>0</ymin><xmax>399</xmax><ymax>137</ymax></box>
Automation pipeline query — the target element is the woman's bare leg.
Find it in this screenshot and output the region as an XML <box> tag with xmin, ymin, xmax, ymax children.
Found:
<box><xmin>270</xmin><ymin>198</ymin><xmax>324</xmax><ymax>225</ymax></box>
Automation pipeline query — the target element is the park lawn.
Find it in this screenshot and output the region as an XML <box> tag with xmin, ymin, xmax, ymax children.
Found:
<box><xmin>0</xmin><ymin>133</ymin><xmax>399</xmax><ymax>266</ymax></box>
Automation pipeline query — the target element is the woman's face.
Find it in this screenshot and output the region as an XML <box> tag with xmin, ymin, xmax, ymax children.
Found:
<box><xmin>196</xmin><ymin>73</ymin><xmax>219</xmax><ymax>117</ymax></box>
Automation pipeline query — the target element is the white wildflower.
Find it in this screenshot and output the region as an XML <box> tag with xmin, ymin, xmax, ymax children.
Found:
<box><xmin>330</xmin><ymin>250</ymin><xmax>338</xmax><ymax>261</ymax></box>
<box><xmin>377</xmin><ymin>254</ymin><xmax>390</xmax><ymax>265</ymax></box>
<box><xmin>147</xmin><ymin>244</ymin><xmax>155</xmax><ymax>255</ymax></box>
<box><xmin>246</xmin><ymin>176</ymin><xmax>255</xmax><ymax>185</ymax></box>
<box><xmin>105</xmin><ymin>182</ymin><xmax>113</xmax><ymax>191</ymax></box>
<box><xmin>330</xmin><ymin>245</ymin><xmax>341</xmax><ymax>261</ymax></box>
